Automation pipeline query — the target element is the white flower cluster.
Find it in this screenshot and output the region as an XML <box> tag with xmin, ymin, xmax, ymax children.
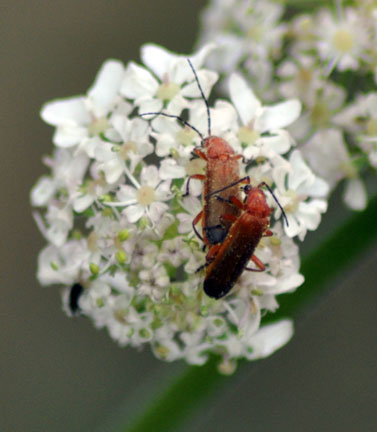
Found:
<box><xmin>198</xmin><ymin>0</ymin><xmax>377</xmax><ymax>211</ymax></box>
<box><xmin>32</xmin><ymin>43</ymin><xmax>328</xmax><ymax>373</ymax></box>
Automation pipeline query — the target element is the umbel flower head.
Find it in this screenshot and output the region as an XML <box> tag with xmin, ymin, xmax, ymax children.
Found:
<box><xmin>31</xmin><ymin>43</ymin><xmax>327</xmax><ymax>373</ymax></box>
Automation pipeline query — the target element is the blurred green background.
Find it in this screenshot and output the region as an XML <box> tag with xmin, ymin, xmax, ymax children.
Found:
<box><xmin>1</xmin><ymin>1</ymin><xmax>376</xmax><ymax>431</ymax></box>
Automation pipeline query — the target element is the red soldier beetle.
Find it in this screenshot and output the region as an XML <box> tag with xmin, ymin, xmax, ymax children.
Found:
<box><xmin>203</xmin><ymin>176</ymin><xmax>288</xmax><ymax>299</ymax></box>
<box><xmin>141</xmin><ymin>59</ymin><xmax>242</xmax><ymax>247</ymax></box>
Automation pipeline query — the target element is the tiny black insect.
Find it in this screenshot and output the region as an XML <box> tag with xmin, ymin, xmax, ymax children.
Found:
<box><xmin>68</xmin><ymin>283</ymin><xmax>84</xmax><ymax>315</ymax></box>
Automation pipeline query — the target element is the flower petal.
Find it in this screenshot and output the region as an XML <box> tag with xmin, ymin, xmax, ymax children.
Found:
<box><xmin>298</xmin><ymin>200</ymin><xmax>327</xmax><ymax>231</ymax></box>
<box><xmin>41</xmin><ymin>97</ymin><xmax>91</xmax><ymax>126</ymax></box>
<box><xmin>121</xmin><ymin>62</ymin><xmax>158</xmax><ymax>100</ymax></box>
<box><xmin>124</xmin><ymin>204</ymin><xmax>145</xmax><ymax>223</ymax></box>
<box><xmin>256</xmin><ymin>99</ymin><xmax>301</xmax><ymax>133</ymax></box>
<box><xmin>159</xmin><ymin>159</ymin><xmax>186</xmax><ymax>179</ymax></box>
<box><xmin>246</xmin><ymin>320</ymin><xmax>294</xmax><ymax>360</ymax></box>
<box><xmin>287</xmin><ymin>150</ymin><xmax>315</xmax><ymax>191</ymax></box>
<box><xmin>141</xmin><ymin>165</ymin><xmax>160</xmax><ymax>188</ymax></box>
<box><xmin>141</xmin><ymin>44</ymin><xmax>179</xmax><ymax>79</ymax></box>
<box><xmin>189</xmin><ymin>43</ymin><xmax>217</xmax><ymax>69</ymax></box>
<box><xmin>260</xmin><ymin>130</ymin><xmax>292</xmax><ymax>155</ymax></box>
<box><xmin>30</xmin><ymin>176</ymin><xmax>55</xmax><ymax>206</ymax></box>
<box><xmin>100</xmin><ymin>157</ymin><xmax>124</xmax><ymax>184</ymax></box>
<box><xmin>149</xmin><ymin>202</ymin><xmax>169</xmax><ymax>223</ymax></box>
<box><xmin>53</xmin><ymin>125</ymin><xmax>88</xmax><ymax>148</ymax></box>
<box><xmin>343</xmin><ymin>178</ymin><xmax>367</xmax><ymax>210</ymax></box>
<box><xmin>229</xmin><ymin>73</ymin><xmax>260</xmax><ymax>125</ymax></box>
<box><xmin>116</xmin><ymin>185</ymin><xmax>138</xmax><ymax>203</ymax></box>
<box><xmin>181</xmin><ymin>70</ymin><xmax>218</xmax><ymax>99</ymax></box>
<box><xmin>87</xmin><ymin>60</ymin><xmax>124</xmax><ymax>116</ymax></box>
<box><xmin>73</xmin><ymin>194</ymin><xmax>94</xmax><ymax>213</ymax></box>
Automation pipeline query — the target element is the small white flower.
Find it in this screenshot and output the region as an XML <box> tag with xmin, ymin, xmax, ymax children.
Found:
<box><xmin>314</xmin><ymin>7</ymin><xmax>371</xmax><ymax>73</ymax></box>
<box><xmin>358</xmin><ymin>136</ymin><xmax>377</xmax><ymax>169</ymax></box>
<box><xmin>70</xmin><ymin>171</ymin><xmax>115</xmax><ymax>214</ymax></box>
<box><xmin>180</xmin><ymin>332</ymin><xmax>211</xmax><ymax>366</ymax></box>
<box><xmin>41</xmin><ymin>60</ymin><xmax>125</xmax><ymax>148</ymax></box>
<box><xmin>289</xmin><ymin>81</ymin><xmax>346</xmax><ymax>141</ymax></box>
<box><xmin>198</xmin><ymin>0</ymin><xmax>286</xmax><ymax>88</ymax></box>
<box><xmin>30</xmin><ymin>149</ymin><xmax>89</xmax><ymax>207</ymax></box>
<box><xmin>94</xmin><ymin>116</ymin><xmax>153</xmax><ymax>184</ymax></box>
<box><xmin>152</xmin><ymin>337</ymin><xmax>182</xmax><ymax>362</ymax></box>
<box><xmin>241</xmin><ymin>222</ymin><xmax>304</xmax><ymax>298</ymax></box>
<box><xmin>106</xmin><ymin>165</ymin><xmax>172</xmax><ymax>224</ymax></box>
<box><xmin>206</xmin><ymin>315</ymin><xmax>227</xmax><ymax>338</ymax></box>
<box><xmin>273</xmin><ymin>150</ymin><xmax>329</xmax><ymax>240</ymax></box>
<box><xmin>44</xmin><ymin>205</ymin><xmax>73</xmax><ymax>247</ymax></box>
<box><xmin>228</xmin><ymin>73</ymin><xmax>301</xmax><ymax>157</ymax></box>
<box><xmin>139</xmin><ymin>266</ymin><xmax>170</xmax><ymax>302</ymax></box>
<box><xmin>277</xmin><ymin>55</ymin><xmax>323</xmax><ymax>107</ymax></box>
<box><xmin>177</xmin><ymin>196</ymin><xmax>203</xmax><ymax>235</ymax></box>
<box><xmin>288</xmin><ymin>14</ymin><xmax>317</xmax><ymax>54</ymax></box>
<box><xmin>303</xmin><ymin>129</ymin><xmax>355</xmax><ymax>188</ymax></box>
<box><xmin>31</xmin><ymin>176</ymin><xmax>57</xmax><ymax>207</ymax></box>
<box><xmin>121</xmin><ymin>43</ymin><xmax>217</xmax><ymax>114</ymax></box>
<box><xmin>302</xmin><ymin>129</ymin><xmax>367</xmax><ymax>210</ymax></box>
<box><xmin>225</xmin><ymin>297</ymin><xmax>261</xmax><ymax>332</ymax></box>
<box><xmin>107</xmin><ymin>293</ymin><xmax>136</xmax><ymax>346</ymax></box>
<box><xmin>333</xmin><ymin>92</ymin><xmax>377</xmax><ymax>169</ymax></box>
<box><xmin>158</xmin><ymin>237</ymin><xmax>191</xmax><ymax>267</ymax></box>
<box><xmin>81</xmin><ymin>279</ymin><xmax>112</xmax><ymax>311</ymax></box>
<box><xmin>244</xmin><ymin>320</ymin><xmax>294</xmax><ymax>360</ymax></box>
<box><xmin>37</xmin><ymin>240</ymin><xmax>91</xmax><ymax>286</ymax></box>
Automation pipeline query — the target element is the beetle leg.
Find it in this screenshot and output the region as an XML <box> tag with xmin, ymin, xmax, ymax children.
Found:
<box><xmin>206</xmin><ymin>243</ymin><xmax>221</xmax><ymax>262</ymax></box>
<box><xmin>229</xmin><ymin>195</ymin><xmax>244</xmax><ymax>209</ymax></box>
<box><xmin>263</xmin><ymin>229</ymin><xmax>273</xmax><ymax>237</ymax></box>
<box><xmin>192</xmin><ymin>147</ymin><xmax>208</xmax><ymax>161</ymax></box>
<box><xmin>192</xmin><ymin>210</ymin><xmax>205</xmax><ymax>243</ymax></box>
<box><xmin>244</xmin><ymin>254</ymin><xmax>265</xmax><ymax>272</ymax></box>
<box><xmin>220</xmin><ymin>213</ymin><xmax>238</xmax><ymax>223</ymax></box>
<box><xmin>214</xmin><ymin>195</ymin><xmax>244</xmax><ymax>210</ymax></box>
<box><xmin>196</xmin><ymin>242</ymin><xmax>222</xmax><ymax>273</ymax></box>
<box><xmin>241</xmin><ymin>155</ymin><xmax>252</xmax><ymax>164</ymax></box>
<box><xmin>184</xmin><ymin>174</ymin><xmax>206</xmax><ymax>196</ymax></box>
<box><xmin>195</xmin><ymin>263</ymin><xmax>206</xmax><ymax>273</ymax></box>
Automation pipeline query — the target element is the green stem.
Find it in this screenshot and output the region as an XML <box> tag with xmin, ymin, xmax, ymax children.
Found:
<box><xmin>284</xmin><ymin>0</ymin><xmax>355</xmax><ymax>12</ymax></box>
<box><xmin>285</xmin><ymin>0</ymin><xmax>354</xmax><ymax>6</ymax></box>
<box><xmin>267</xmin><ymin>192</ymin><xmax>377</xmax><ymax>323</ymax></box>
<box><xmin>120</xmin><ymin>194</ymin><xmax>377</xmax><ymax>432</ymax></box>
<box><xmin>122</xmin><ymin>356</ymin><xmax>229</xmax><ymax>432</ymax></box>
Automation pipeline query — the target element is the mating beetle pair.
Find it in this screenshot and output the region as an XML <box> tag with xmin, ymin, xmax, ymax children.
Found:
<box><xmin>141</xmin><ymin>59</ymin><xmax>288</xmax><ymax>300</ymax></box>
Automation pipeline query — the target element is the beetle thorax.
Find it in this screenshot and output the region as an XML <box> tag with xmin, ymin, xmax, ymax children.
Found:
<box><xmin>246</xmin><ymin>188</ymin><xmax>272</xmax><ymax>218</ymax></box>
<box><xmin>205</xmin><ymin>136</ymin><xmax>234</xmax><ymax>159</ymax></box>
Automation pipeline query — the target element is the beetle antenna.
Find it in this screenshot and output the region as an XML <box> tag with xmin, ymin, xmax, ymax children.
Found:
<box><xmin>187</xmin><ymin>58</ymin><xmax>211</xmax><ymax>137</ymax></box>
<box><xmin>260</xmin><ymin>182</ymin><xmax>289</xmax><ymax>227</ymax></box>
<box><xmin>205</xmin><ymin>176</ymin><xmax>250</xmax><ymax>198</ymax></box>
<box><xmin>140</xmin><ymin>112</ymin><xmax>204</xmax><ymax>142</ymax></box>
